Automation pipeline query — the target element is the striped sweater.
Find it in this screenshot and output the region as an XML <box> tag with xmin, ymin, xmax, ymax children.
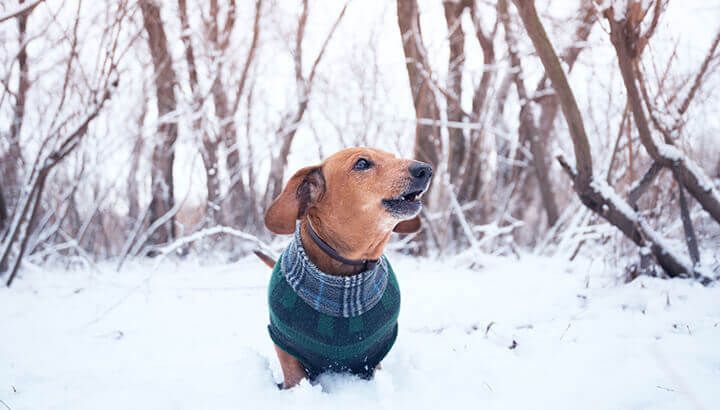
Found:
<box><xmin>267</xmin><ymin>255</ymin><xmax>401</xmax><ymax>379</ymax></box>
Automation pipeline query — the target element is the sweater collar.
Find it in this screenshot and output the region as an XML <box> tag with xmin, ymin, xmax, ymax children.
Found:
<box><xmin>280</xmin><ymin>226</ymin><xmax>390</xmax><ymax>318</ymax></box>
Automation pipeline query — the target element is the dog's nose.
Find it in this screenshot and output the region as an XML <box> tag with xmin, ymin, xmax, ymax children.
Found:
<box><xmin>409</xmin><ymin>161</ymin><xmax>433</xmax><ymax>181</ymax></box>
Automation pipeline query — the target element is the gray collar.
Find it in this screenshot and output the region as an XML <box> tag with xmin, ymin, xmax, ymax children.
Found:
<box><xmin>279</xmin><ymin>226</ymin><xmax>390</xmax><ymax>318</ymax></box>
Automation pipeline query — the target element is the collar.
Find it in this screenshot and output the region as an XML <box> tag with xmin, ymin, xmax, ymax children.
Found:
<box><xmin>305</xmin><ymin>218</ymin><xmax>379</xmax><ymax>271</ymax></box>
<box><xmin>280</xmin><ymin>226</ymin><xmax>390</xmax><ymax>318</ymax></box>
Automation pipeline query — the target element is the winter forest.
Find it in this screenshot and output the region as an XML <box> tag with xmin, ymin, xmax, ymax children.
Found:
<box><xmin>1</xmin><ymin>0</ymin><xmax>719</xmax><ymax>408</ymax></box>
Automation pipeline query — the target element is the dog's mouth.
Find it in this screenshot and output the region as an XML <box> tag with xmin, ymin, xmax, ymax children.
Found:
<box><xmin>382</xmin><ymin>188</ymin><xmax>426</xmax><ymax>217</ymax></box>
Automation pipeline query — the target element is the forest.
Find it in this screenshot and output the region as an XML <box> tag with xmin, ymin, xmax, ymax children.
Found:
<box><xmin>1</xmin><ymin>0</ymin><xmax>719</xmax><ymax>284</ymax></box>
<box><xmin>1</xmin><ymin>0</ymin><xmax>719</xmax><ymax>408</ymax></box>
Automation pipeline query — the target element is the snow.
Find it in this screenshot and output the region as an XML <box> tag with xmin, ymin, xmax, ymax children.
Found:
<box><xmin>595</xmin><ymin>0</ymin><xmax>654</xmax><ymax>21</ymax></box>
<box><xmin>656</xmin><ymin>143</ymin><xmax>720</xmax><ymax>195</ymax></box>
<box><xmin>638</xmin><ymin>219</ymin><xmax>694</xmax><ymax>274</ymax></box>
<box><xmin>681</xmin><ymin>154</ymin><xmax>720</xmax><ymax>194</ymax></box>
<box><xmin>590</xmin><ymin>179</ymin><xmax>639</xmax><ymax>222</ymax></box>
<box><xmin>1</xmin><ymin>254</ymin><xmax>719</xmax><ymax>410</ymax></box>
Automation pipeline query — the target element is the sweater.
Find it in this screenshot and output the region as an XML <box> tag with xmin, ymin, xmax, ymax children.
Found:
<box><xmin>267</xmin><ymin>252</ymin><xmax>401</xmax><ymax>380</ymax></box>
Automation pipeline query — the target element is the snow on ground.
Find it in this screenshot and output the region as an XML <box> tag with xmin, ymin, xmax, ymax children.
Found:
<box><xmin>1</xmin><ymin>252</ymin><xmax>719</xmax><ymax>410</ymax></box>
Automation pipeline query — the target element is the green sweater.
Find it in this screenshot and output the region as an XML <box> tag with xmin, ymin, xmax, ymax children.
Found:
<box><xmin>267</xmin><ymin>256</ymin><xmax>401</xmax><ymax>379</ymax></box>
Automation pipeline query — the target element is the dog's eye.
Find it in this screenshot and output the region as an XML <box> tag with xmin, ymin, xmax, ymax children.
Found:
<box><xmin>353</xmin><ymin>158</ymin><xmax>372</xmax><ymax>171</ymax></box>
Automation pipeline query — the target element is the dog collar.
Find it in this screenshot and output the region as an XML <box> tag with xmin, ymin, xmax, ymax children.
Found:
<box><xmin>305</xmin><ymin>219</ymin><xmax>379</xmax><ymax>271</ymax></box>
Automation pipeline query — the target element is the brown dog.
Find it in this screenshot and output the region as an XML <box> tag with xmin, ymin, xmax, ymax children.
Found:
<box><xmin>260</xmin><ymin>147</ymin><xmax>432</xmax><ymax>389</ymax></box>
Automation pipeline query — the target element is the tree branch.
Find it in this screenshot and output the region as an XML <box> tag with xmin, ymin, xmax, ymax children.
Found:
<box><xmin>0</xmin><ymin>0</ymin><xmax>44</xmax><ymax>24</ymax></box>
<box><xmin>513</xmin><ymin>0</ymin><xmax>701</xmax><ymax>280</ymax></box>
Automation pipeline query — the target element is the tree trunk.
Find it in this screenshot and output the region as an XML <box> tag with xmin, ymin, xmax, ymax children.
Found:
<box><xmin>5</xmin><ymin>170</ymin><xmax>46</xmax><ymax>287</ymax></box>
<box><xmin>264</xmin><ymin>116</ymin><xmax>304</xmax><ymax>205</ymax></box>
<box><xmin>443</xmin><ymin>0</ymin><xmax>470</xmax><ymax>181</ymax></box>
<box><xmin>141</xmin><ymin>0</ymin><xmax>179</xmax><ymax>247</ymax></box>
<box><xmin>0</xmin><ymin>185</ymin><xmax>6</xmax><ymax>273</ymax></box>
<box><xmin>178</xmin><ymin>0</ymin><xmax>223</xmax><ymax>227</ymax></box>
<box><xmin>499</xmin><ymin>0</ymin><xmax>559</xmax><ymax>226</ymax></box>
<box><xmin>2</xmin><ymin>0</ymin><xmax>30</xmax><ymax>214</ymax></box>
<box><xmin>397</xmin><ymin>0</ymin><xmax>444</xmax><ymax>253</ymax></box>
<box><xmin>127</xmin><ymin>91</ymin><xmax>146</xmax><ymax>226</ymax></box>
<box><xmin>244</xmin><ymin>86</ymin><xmax>259</xmax><ymax>229</ymax></box>
<box><xmin>201</xmin><ymin>139</ymin><xmax>222</xmax><ymax>226</ymax></box>
<box><xmin>212</xmin><ymin>75</ymin><xmax>246</xmax><ymax>226</ymax></box>
<box><xmin>0</xmin><ymin>186</ymin><xmax>6</xmax><ymax>234</ymax></box>
<box><xmin>457</xmin><ymin>2</ymin><xmax>496</xmax><ymax>207</ymax></box>
<box><xmin>225</xmin><ymin>0</ymin><xmax>263</xmax><ymax>228</ymax></box>
<box><xmin>127</xmin><ymin>134</ymin><xmax>144</xmax><ymax>224</ymax></box>
<box><xmin>397</xmin><ymin>0</ymin><xmax>442</xmax><ymax>171</ymax></box>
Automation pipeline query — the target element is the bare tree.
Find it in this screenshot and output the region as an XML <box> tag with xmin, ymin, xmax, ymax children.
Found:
<box><xmin>512</xmin><ymin>0</ymin><xmax>708</xmax><ymax>281</ymax></box>
<box><xmin>397</xmin><ymin>0</ymin><xmax>441</xmax><ymax>172</ymax></box>
<box><xmin>605</xmin><ymin>3</ymin><xmax>720</xmax><ymax>226</ymax></box>
<box><xmin>140</xmin><ymin>0</ymin><xmax>180</xmax><ymax>248</ymax></box>
<box><xmin>179</xmin><ymin>0</ymin><xmax>263</xmax><ymax>229</ymax></box>
<box><xmin>1</xmin><ymin>0</ymin><xmax>32</xmax><ymax>223</ymax></box>
<box><xmin>457</xmin><ymin>2</ymin><xmax>498</xmax><ymax>207</ymax></box>
<box><xmin>0</xmin><ymin>186</ymin><xmax>7</xmax><ymax>271</ymax></box>
<box><xmin>0</xmin><ymin>0</ymin><xmax>43</xmax><ymax>24</ymax></box>
<box><xmin>177</xmin><ymin>0</ymin><xmax>221</xmax><ymax>226</ymax></box>
<box><xmin>498</xmin><ymin>0</ymin><xmax>558</xmax><ymax>226</ymax></box>
<box><xmin>263</xmin><ymin>0</ymin><xmax>349</xmax><ymax>205</ymax></box>
<box><xmin>222</xmin><ymin>0</ymin><xmax>263</xmax><ymax>229</ymax></box>
<box><xmin>0</xmin><ymin>0</ymin><xmax>716</xmax><ymax>278</ymax></box>
<box><xmin>0</xmin><ymin>0</ymin><xmax>128</xmax><ymax>285</ymax></box>
<box><xmin>127</xmin><ymin>92</ymin><xmax>147</xmax><ymax>227</ymax></box>
<box><xmin>206</xmin><ymin>0</ymin><xmax>245</xmax><ymax>227</ymax></box>
<box><xmin>1</xmin><ymin>76</ymin><xmax>118</xmax><ymax>286</ymax></box>
<box><xmin>443</xmin><ymin>0</ymin><xmax>471</xmax><ymax>182</ymax></box>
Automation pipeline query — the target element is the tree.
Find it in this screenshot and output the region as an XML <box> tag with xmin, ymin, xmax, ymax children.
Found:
<box><xmin>140</xmin><ymin>0</ymin><xmax>180</xmax><ymax>248</ymax></box>
<box><xmin>1</xmin><ymin>0</ymin><xmax>31</xmax><ymax>226</ymax></box>
<box><xmin>397</xmin><ymin>0</ymin><xmax>442</xmax><ymax>173</ymax></box>
<box><xmin>263</xmin><ymin>0</ymin><xmax>349</xmax><ymax>205</ymax></box>
<box><xmin>177</xmin><ymin>0</ymin><xmax>220</xmax><ymax>227</ymax></box>
<box><xmin>605</xmin><ymin>3</ymin><xmax>720</xmax><ymax>226</ymax></box>
<box><xmin>498</xmin><ymin>0</ymin><xmax>558</xmax><ymax>226</ymax></box>
<box><xmin>1</xmin><ymin>0</ymin><xmax>118</xmax><ymax>283</ymax></box>
<box><xmin>512</xmin><ymin>0</ymin><xmax>709</xmax><ymax>282</ymax></box>
<box><xmin>443</xmin><ymin>0</ymin><xmax>472</xmax><ymax>182</ymax></box>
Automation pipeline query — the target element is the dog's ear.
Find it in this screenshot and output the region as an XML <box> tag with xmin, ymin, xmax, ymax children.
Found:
<box><xmin>393</xmin><ymin>216</ymin><xmax>421</xmax><ymax>234</ymax></box>
<box><xmin>265</xmin><ymin>165</ymin><xmax>325</xmax><ymax>234</ymax></box>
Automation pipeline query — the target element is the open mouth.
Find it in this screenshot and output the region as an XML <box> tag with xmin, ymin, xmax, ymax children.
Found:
<box><xmin>382</xmin><ymin>188</ymin><xmax>426</xmax><ymax>217</ymax></box>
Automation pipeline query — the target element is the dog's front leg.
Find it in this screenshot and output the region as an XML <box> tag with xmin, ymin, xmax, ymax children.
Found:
<box><xmin>274</xmin><ymin>344</ymin><xmax>307</xmax><ymax>389</ymax></box>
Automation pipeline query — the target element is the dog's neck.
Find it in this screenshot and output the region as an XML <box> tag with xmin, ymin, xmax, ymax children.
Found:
<box><xmin>300</xmin><ymin>216</ymin><xmax>391</xmax><ymax>276</ymax></box>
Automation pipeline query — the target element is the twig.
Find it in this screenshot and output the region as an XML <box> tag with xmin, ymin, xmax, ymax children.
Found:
<box><xmin>152</xmin><ymin>225</ymin><xmax>275</xmax><ymax>268</ymax></box>
<box><xmin>448</xmin><ymin>184</ymin><xmax>480</xmax><ymax>249</ymax></box>
<box><xmin>677</xmin><ymin>29</ymin><xmax>720</xmax><ymax>117</ymax></box>
<box><xmin>0</xmin><ymin>0</ymin><xmax>44</xmax><ymax>23</ymax></box>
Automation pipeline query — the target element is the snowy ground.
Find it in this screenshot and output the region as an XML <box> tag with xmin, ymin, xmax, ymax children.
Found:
<box><xmin>1</xmin><ymin>252</ymin><xmax>719</xmax><ymax>410</ymax></box>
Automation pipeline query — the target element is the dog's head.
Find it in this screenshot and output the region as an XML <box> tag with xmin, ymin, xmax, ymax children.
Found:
<box><xmin>265</xmin><ymin>147</ymin><xmax>433</xmax><ymax>237</ymax></box>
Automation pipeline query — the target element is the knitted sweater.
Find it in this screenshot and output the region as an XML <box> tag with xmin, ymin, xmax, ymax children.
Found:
<box><xmin>267</xmin><ymin>254</ymin><xmax>401</xmax><ymax>379</ymax></box>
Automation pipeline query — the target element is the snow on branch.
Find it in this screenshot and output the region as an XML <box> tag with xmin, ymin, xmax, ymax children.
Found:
<box><xmin>514</xmin><ymin>0</ymin><xmax>710</xmax><ymax>282</ymax></box>
<box><xmin>150</xmin><ymin>226</ymin><xmax>276</xmax><ymax>268</ymax></box>
<box><xmin>0</xmin><ymin>0</ymin><xmax>44</xmax><ymax>24</ymax></box>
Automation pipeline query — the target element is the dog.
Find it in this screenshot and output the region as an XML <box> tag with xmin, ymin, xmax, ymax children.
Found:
<box><xmin>257</xmin><ymin>147</ymin><xmax>432</xmax><ymax>389</ymax></box>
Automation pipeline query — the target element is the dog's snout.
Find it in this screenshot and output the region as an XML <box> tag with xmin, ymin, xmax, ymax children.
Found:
<box><xmin>409</xmin><ymin>162</ymin><xmax>433</xmax><ymax>181</ymax></box>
